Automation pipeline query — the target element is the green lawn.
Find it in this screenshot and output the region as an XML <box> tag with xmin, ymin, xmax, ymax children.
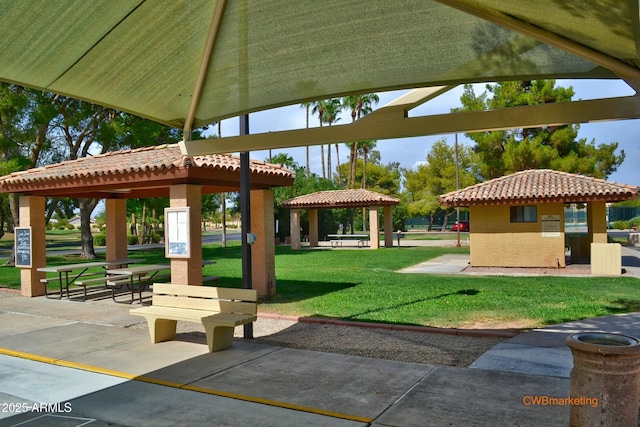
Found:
<box><xmin>2</xmin><ymin>243</ymin><xmax>639</xmax><ymax>331</ymax></box>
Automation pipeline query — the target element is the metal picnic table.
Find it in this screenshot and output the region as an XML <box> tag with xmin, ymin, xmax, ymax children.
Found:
<box><xmin>106</xmin><ymin>260</ymin><xmax>216</xmax><ymax>303</ymax></box>
<box><xmin>37</xmin><ymin>258</ymin><xmax>143</xmax><ymax>300</ymax></box>
<box><xmin>327</xmin><ymin>234</ymin><xmax>370</xmax><ymax>248</ymax></box>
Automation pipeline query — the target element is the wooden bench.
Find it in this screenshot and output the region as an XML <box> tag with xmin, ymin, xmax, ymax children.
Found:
<box><xmin>130</xmin><ymin>283</ymin><xmax>258</xmax><ymax>352</ymax></box>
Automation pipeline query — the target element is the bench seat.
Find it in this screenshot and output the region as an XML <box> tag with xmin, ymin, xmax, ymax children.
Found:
<box><xmin>130</xmin><ymin>283</ymin><xmax>257</xmax><ymax>352</ymax></box>
<box><xmin>75</xmin><ymin>274</ymin><xmax>130</xmax><ymax>301</ymax></box>
<box><xmin>107</xmin><ymin>273</ymin><xmax>171</xmax><ymax>304</ymax></box>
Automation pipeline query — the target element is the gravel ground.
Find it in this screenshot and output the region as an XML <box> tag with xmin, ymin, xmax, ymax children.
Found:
<box><xmin>233</xmin><ymin>317</ymin><xmax>507</xmax><ymax>367</ymax></box>
<box><xmin>1</xmin><ymin>289</ymin><xmax>507</xmax><ymax>367</ymax></box>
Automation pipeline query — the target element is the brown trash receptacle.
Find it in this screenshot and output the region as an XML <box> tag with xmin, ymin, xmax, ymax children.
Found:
<box><xmin>566</xmin><ymin>332</ymin><xmax>640</xmax><ymax>427</ymax></box>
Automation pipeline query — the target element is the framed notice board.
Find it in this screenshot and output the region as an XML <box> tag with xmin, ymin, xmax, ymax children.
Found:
<box><xmin>165</xmin><ymin>207</ymin><xmax>190</xmax><ymax>258</ymax></box>
<box><xmin>15</xmin><ymin>227</ymin><xmax>32</xmax><ymax>268</ymax></box>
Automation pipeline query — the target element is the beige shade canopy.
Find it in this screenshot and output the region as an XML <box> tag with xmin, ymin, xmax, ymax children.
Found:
<box><xmin>0</xmin><ymin>1</ymin><xmax>639</xmax><ymax>155</ymax></box>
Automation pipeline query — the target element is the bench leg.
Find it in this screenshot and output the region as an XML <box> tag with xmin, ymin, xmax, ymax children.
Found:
<box><xmin>147</xmin><ymin>318</ymin><xmax>177</xmax><ymax>343</ymax></box>
<box><xmin>202</xmin><ymin>323</ymin><xmax>234</xmax><ymax>352</ymax></box>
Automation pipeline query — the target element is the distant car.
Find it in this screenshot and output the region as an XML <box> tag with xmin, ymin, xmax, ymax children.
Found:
<box><xmin>451</xmin><ymin>221</ymin><xmax>469</xmax><ymax>232</ymax></box>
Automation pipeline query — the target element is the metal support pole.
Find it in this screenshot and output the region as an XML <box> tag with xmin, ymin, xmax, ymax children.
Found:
<box><xmin>240</xmin><ymin>114</ymin><xmax>253</xmax><ymax>339</ymax></box>
<box><xmin>455</xmin><ymin>134</ymin><xmax>461</xmax><ymax>247</ymax></box>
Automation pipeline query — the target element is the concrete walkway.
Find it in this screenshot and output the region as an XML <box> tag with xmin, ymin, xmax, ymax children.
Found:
<box><xmin>1</xmin><ymin>290</ymin><xmax>639</xmax><ymax>426</ymax></box>
<box><xmin>398</xmin><ymin>245</ymin><xmax>640</xmax><ymax>279</ymax></box>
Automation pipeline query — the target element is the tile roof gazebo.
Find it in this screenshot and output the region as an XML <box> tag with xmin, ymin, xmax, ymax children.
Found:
<box><xmin>439</xmin><ymin>169</ymin><xmax>639</xmax><ymax>274</ymax></box>
<box><xmin>282</xmin><ymin>189</ymin><xmax>400</xmax><ymax>249</ymax></box>
<box><xmin>0</xmin><ymin>144</ymin><xmax>294</xmax><ymax>299</ymax></box>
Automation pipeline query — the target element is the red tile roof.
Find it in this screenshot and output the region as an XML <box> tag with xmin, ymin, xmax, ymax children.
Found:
<box><xmin>3</xmin><ymin>144</ymin><xmax>292</xmax><ymax>183</ymax></box>
<box><xmin>439</xmin><ymin>169</ymin><xmax>639</xmax><ymax>207</ymax></box>
<box><xmin>0</xmin><ymin>144</ymin><xmax>294</xmax><ymax>198</ymax></box>
<box><xmin>283</xmin><ymin>189</ymin><xmax>400</xmax><ymax>209</ymax></box>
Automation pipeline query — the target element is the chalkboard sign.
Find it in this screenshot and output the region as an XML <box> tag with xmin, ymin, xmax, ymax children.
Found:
<box><xmin>15</xmin><ymin>227</ymin><xmax>32</xmax><ymax>268</ymax></box>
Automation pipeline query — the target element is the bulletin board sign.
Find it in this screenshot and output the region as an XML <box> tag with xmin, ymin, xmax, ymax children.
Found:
<box><xmin>165</xmin><ymin>207</ymin><xmax>190</xmax><ymax>258</ymax></box>
<box><xmin>15</xmin><ymin>227</ymin><xmax>32</xmax><ymax>268</ymax></box>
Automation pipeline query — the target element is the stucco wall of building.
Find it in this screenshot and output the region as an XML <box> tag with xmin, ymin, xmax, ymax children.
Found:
<box><xmin>469</xmin><ymin>203</ymin><xmax>566</xmax><ymax>268</ymax></box>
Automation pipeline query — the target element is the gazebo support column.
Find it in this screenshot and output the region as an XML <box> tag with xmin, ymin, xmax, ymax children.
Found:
<box><xmin>105</xmin><ymin>199</ymin><xmax>128</xmax><ymax>261</ymax></box>
<box><xmin>383</xmin><ymin>206</ymin><xmax>393</xmax><ymax>247</ymax></box>
<box><xmin>588</xmin><ymin>201</ymin><xmax>608</xmax><ymax>244</ymax></box>
<box><xmin>250</xmin><ymin>189</ymin><xmax>276</xmax><ymax>299</ymax></box>
<box><xmin>290</xmin><ymin>208</ymin><xmax>301</xmax><ymax>250</ymax></box>
<box><xmin>309</xmin><ymin>209</ymin><xmax>319</xmax><ymax>247</ymax></box>
<box><xmin>369</xmin><ymin>206</ymin><xmax>380</xmax><ymax>249</ymax></box>
<box><xmin>19</xmin><ymin>195</ymin><xmax>46</xmax><ymax>297</ymax></box>
<box><xmin>170</xmin><ymin>184</ymin><xmax>203</xmax><ymax>285</ymax></box>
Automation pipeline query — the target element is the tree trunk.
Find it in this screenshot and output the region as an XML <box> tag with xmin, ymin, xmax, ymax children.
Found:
<box><xmin>320</xmin><ymin>145</ymin><xmax>326</xmax><ymax>179</ymax></box>
<box><xmin>349</xmin><ymin>142</ymin><xmax>358</xmax><ymax>188</ymax></box>
<box><xmin>335</xmin><ymin>144</ymin><xmax>340</xmax><ymax>182</ymax></box>
<box><xmin>131</xmin><ymin>213</ymin><xmax>136</xmax><ymax>236</ymax></box>
<box><xmin>4</xmin><ymin>193</ymin><xmax>20</xmax><ymax>266</ymax></box>
<box><xmin>441</xmin><ymin>210</ymin><xmax>455</xmax><ymax>231</ymax></box>
<box><xmin>79</xmin><ymin>198</ymin><xmax>98</xmax><ymax>259</ymax></box>
<box><xmin>0</xmin><ymin>201</ymin><xmax>5</xmax><ymax>241</ymax></box>
<box><xmin>221</xmin><ymin>193</ymin><xmax>227</xmax><ymax>248</ymax></box>
<box><xmin>138</xmin><ymin>203</ymin><xmax>146</xmax><ymax>244</ymax></box>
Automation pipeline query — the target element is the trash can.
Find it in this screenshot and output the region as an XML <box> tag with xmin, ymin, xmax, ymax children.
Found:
<box><xmin>566</xmin><ymin>332</ymin><xmax>640</xmax><ymax>427</ymax></box>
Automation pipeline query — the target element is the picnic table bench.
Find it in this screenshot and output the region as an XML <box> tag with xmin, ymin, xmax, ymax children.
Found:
<box><xmin>327</xmin><ymin>234</ymin><xmax>369</xmax><ymax>248</ymax></box>
<box><xmin>106</xmin><ymin>263</ymin><xmax>171</xmax><ymax>304</ymax></box>
<box><xmin>38</xmin><ymin>258</ymin><xmax>143</xmax><ymax>300</ymax></box>
<box><xmin>106</xmin><ymin>260</ymin><xmax>218</xmax><ymax>304</ymax></box>
<box><xmin>130</xmin><ymin>283</ymin><xmax>257</xmax><ymax>352</ymax></box>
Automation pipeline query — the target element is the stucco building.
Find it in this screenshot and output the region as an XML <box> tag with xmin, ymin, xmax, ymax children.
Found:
<box><xmin>439</xmin><ymin>169</ymin><xmax>638</xmax><ymax>273</ymax></box>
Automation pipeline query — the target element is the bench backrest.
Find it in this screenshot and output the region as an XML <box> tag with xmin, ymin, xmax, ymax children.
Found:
<box><xmin>152</xmin><ymin>283</ymin><xmax>257</xmax><ymax>315</ymax></box>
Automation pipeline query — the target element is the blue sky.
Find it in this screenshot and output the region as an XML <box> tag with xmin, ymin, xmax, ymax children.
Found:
<box><xmin>210</xmin><ymin>79</ymin><xmax>639</xmax><ymax>187</ymax></box>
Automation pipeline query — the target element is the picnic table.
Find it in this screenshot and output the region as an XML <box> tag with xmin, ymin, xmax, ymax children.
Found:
<box><xmin>106</xmin><ymin>260</ymin><xmax>217</xmax><ymax>303</ymax></box>
<box><xmin>326</xmin><ymin>234</ymin><xmax>370</xmax><ymax>248</ymax></box>
<box><xmin>38</xmin><ymin>258</ymin><xmax>143</xmax><ymax>300</ymax></box>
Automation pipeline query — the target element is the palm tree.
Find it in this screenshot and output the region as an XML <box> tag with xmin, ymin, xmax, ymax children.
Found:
<box><xmin>321</xmin><ymin>98</ymin><xmax>342</xmax><ymax>181</ymax></box>
<box><xmin>299</xmin><ymin>102</ymin><xmax>312</xmax><ymax>177</ymax></box>
<box><xmin>359</xmin><ymin>140</ymin><xmax>377</xmax><ymax>189</ymax></box>
<box><xmin>310</xmin><ymin>100</ymin><xmax>326</xmax><ymax>178</ymax></box>
<box><xmin>342</xmin><ymin>93</ymin><xmax>379</xmax><ymax>188</ymax></box>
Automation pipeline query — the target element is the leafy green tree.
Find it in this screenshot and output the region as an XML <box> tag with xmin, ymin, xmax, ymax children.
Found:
<box><xmin>271</xmin><ymin>160</ymin><xmax>340</xmax><ymax>240</ymax></box>
<box><xmin>456</xmin><ymin>81</ymin><xmax>625</xmax><ymax>179</ymax></box>
<box><xmin>403</xmin><ymin>138</ymin><xmax>477</xmax><ymax>230</ymax></box>
<box><xmin>201</xmin><ymin>194</ymin><xmax>221</xmax><ymax>232</ymax></box>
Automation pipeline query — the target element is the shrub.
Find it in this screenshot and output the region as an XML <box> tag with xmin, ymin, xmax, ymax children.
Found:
<box><xmin>629</xmin><ymin>216</ymin><xmax>640</xmax><ymax>229</ymax></box>
<box><xmin>127</xmin><ymin>234</ymin><xmax>139</xmax><ymax>245</ymax></box>
<box><xmin>613</xmin><ymin>220</ymin><xmax>628</xmax><ymax>230</ymax></box>
<box><xmin>93</xmin><ymin>234</ymin><xmax>106</xmax><ymax>246</ymax></box>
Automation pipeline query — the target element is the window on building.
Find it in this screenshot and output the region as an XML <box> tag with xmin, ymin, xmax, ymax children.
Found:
<box><xmin>510</xmin><ymin>206</ymin><xmax>537</xmax><ymax>223</ymax></box>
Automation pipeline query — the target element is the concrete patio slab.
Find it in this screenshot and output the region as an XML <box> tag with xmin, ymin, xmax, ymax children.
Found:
<box><xmin>469</xmin><ymin>342</ymin><xmax>573</xmax><ymax>378</ymax></box>
<box><xmin>0</xmin><ymin>295</ymin><xmax>142</xmax><ymax>327</ymax></box>
<box><xmin>0</xmin><ymin>311</ymin><xmax>73</xmax><ymax>335</ymax></box>
<box><xmin>2</xmin><ymin>362</ymin><xmax>364</xmax><ymax>427</ymax></box>
<box><xmin>189</xmin><ymin>347</ymin><xmax>436</xmax><ymax>420</ymax></box>
<box><xmin>0</xmin><ymin>354</ymin><xmax>128</xmax><ymax>420</ymax></box>
<box><xmin>373</xmin><ymin>365</ymin><xmax>570</xmax><ymax>427</ymax></box>
<box><xmin>0</xmin><ymin>322</ymin><xmax>146</xmax><ymax>360</ymax></box>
